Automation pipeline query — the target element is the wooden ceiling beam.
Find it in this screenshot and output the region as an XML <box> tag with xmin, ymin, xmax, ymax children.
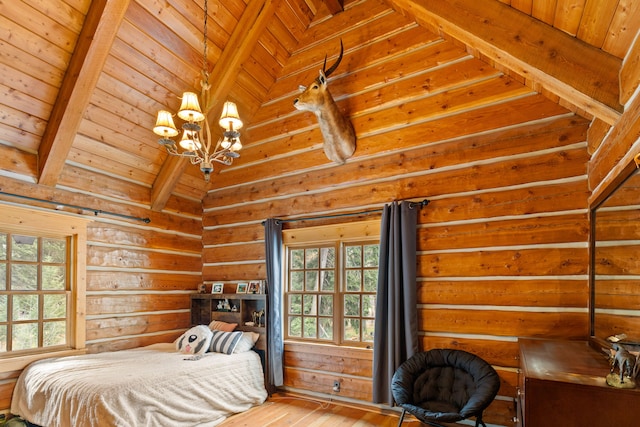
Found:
<box><xmin>303</xmin><ymin>0</ymin><xmax>321</xmax><ymax>15</ymax></box>
<box><xmin>303</xmin><ymin>0</ymin><xmax>344</xmax><ymax>17</ymax></box>
<box><xmin>38</xmin><ymin>0</ymin><xmax>130</xmax><ymax>186</ymax></box>
<box><xmin>388</xmin><ymin>0</ymin><xmax>623</xmax><ymax>125</ymax></box>
<box><xmin>151</xmin><ymin>0</ymin><xmax>278</xmax><ymax>211</ymax></box>
<box><xmin>321</xmin><ymin>0</ymin><xmax>345</xmax><ymax>15</ymax></box>
<box><xmin>620</xmin><ymin>30</ymin><xmax>640</xmax><ymax>106</ymax></box>
<box><xmin>150</xmin><ymin>155</ymin><xmax>190</xmax><ymax>212</ymax></box>
<box><xmin>204</xmin><ymin>0</ymin><xmax>278</xmax><ymax>117</ymax></box>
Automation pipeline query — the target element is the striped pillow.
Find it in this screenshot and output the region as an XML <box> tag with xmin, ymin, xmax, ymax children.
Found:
<box><xmin>209</xmin><ymin>330</ymin><xmax>242</xmax><ymax>355</ymax></box>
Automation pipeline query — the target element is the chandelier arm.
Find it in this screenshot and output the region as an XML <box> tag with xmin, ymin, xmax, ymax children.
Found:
<box><xmin>164</xmin><ymin>144</ymin><xmax>202</xmax><ymax>163</ymax></box>
<box><xmin>163</xmin><ymin>143</ymin><xmax>179</xmax><ymax>156</ymax></box>
<box><xmin>192</xmin><ymin>134</ymin><xmax>208</xmax><ymax>160</ymax></box>
<box><xmin>203</xmin><ymin>112</ymin><xmax>213</xmax><ymax>154</ymax></box>
<box><xmin>211</xmin><ymin>156</ymin><xmax>233</xmax><ymax>166</ymax></box>
<box><xmin>190</xmin><ymin>156</ymin><xmax>204</xmax><ymax>165</ymax></box>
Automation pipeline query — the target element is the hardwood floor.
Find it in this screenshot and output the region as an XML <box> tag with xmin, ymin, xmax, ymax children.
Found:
<box><xmin>219</xmin><ymin>394</ymin><xmax>418</xmax><ymax>426</ymax></box>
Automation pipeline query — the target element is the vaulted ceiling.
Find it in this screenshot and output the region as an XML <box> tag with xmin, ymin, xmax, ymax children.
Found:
<box><xmin>1</xmin><ymin>0</ymin><xmax>638</xmax><ymax>211</ymax></box>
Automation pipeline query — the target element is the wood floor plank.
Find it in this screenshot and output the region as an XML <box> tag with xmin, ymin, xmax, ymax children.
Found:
<box><xmin>219</xmin><ymin>395</ymin><xmax>410</xmax><ymax>426</ymax></box>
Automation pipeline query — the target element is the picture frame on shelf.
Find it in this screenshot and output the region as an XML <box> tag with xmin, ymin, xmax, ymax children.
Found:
<box><xmin>211</xmin><ymin>282</ymin><xmax>224</xmax><ymax>294</ymax></box>
<box><xmin>236</xmin><ymin>282</ymin><xmax>248</xmax><ymax>293</ymax></box>
<box><xmin>248</xmin><ymin>281</ymin><xmax>260</xmax><ymax>294</ymax></box>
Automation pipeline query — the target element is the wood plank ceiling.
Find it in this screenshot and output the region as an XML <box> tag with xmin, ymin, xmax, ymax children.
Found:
<box><xmin>0</xmin><ymin>0</ymin><xmax>638</xmax><ymax>210</ymax></box>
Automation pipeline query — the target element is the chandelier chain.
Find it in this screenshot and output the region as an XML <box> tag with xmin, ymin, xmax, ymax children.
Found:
<box><xmin>203</xmin><ymin>0</ymin><xmax>208</xmax><ymax>75</ymax></box>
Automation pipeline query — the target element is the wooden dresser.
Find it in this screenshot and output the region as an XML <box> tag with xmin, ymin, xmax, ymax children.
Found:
<box><xmin>516</xmin><ymin>338</ymin><xmax>640</xmax><ymax>426</ymax></box>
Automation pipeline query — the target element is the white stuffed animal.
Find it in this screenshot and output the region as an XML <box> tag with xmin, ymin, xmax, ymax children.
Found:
<box><xmin>176</xmin><ymin>325</ymin><xmax>213</xmax><ymax>355</ymax></box>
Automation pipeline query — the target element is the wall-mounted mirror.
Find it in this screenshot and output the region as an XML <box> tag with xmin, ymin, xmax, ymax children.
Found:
<box><xmin>591</xmin><ymin>166</ymin><xmax>640</xmax><ymax>348</ymax></box>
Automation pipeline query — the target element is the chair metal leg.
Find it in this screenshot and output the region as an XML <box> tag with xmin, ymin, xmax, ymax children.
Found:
<box><xmin>397</xmin><ymin>408</ymin><xmax>406</xmax><ymax>427</ymax></box>
<box><xmin>475</xmin><ymin>412</ymin><xmax>487</xmax><ymax>427</ymax></box>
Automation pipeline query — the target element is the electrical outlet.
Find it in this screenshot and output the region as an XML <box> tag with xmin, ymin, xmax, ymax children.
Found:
<box><xmin>333</xmin><ymin>380</ymin><xmax>340</xmax><ymax>392</ymax></box>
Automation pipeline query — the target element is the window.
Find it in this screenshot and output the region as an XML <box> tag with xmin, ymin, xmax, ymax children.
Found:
<box><xmin>0</xmin><ymin>204</ymin><xmax>89</xmax><ymax>371</ymax></box>
<box><xmin>0</xmin><ymin>233</ymin><xmax>69</xmax><ymax>353</ymax></box>
<box><xmin>283</xmin><ymin>221</ymin><xmax>380</xmax><ymax>347</ymax></box>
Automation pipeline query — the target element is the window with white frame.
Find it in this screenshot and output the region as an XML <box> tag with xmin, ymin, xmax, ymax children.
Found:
<box><xmin>283</xmin><ymin>220</ymin><xmax>380</xmax><ymax>347</ymax></box>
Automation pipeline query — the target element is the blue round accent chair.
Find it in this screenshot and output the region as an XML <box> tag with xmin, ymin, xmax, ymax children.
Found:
<box><xmin>391</xmin><ymin>349</ymin><xmax>500</xmax><ymax>427</ymax></box>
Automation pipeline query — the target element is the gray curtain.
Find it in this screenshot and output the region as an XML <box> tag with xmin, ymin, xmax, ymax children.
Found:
<box><xmin>372</xmin><ymin>201</ymin><xmax>419</xmax><ymax>404</ymax></box>
<box><xmin>264</xmin><ymin>218</ymin><xmax>284</xmax><ymax>387</ymax></box>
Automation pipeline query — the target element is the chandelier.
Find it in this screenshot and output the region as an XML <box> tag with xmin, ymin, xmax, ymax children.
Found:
<box><xmin>152</xmin><ymin>0</ymin><xmax>242</xmax><ymax>182</ymax></box>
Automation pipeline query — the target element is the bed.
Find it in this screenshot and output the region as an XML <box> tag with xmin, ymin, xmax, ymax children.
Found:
<box><xmin>10</xmin><ymin>341</ymin><xmax>268</xmax><ymax>427</ymax></box>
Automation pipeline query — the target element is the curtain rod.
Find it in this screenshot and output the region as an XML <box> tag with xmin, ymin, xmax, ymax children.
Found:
<box><xmin>263</xmin><ymin>199</ymin><xmax>429</xmax><ymax>225</ymax></box>
<box><xmin>0</xmin><ymin>191</ymin><xmax>151</xmax><ymax>223</ymax></box>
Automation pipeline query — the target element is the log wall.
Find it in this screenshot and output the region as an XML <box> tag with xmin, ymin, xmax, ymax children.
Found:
<box><xmin>201</xmin><ymin>2</ymin><xmax>593</xmax><ymax>425</ymax></box>
<box><xmin>593</xmin><ymin>194</ymin><xmax>640</xmax><ymax>341</ymax></box>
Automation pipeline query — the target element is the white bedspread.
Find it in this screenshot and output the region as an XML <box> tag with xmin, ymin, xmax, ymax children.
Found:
<box><xmin>11</xmin><ymin>343</ymin><xmax>268</xmax><ymax>427</ymax></box>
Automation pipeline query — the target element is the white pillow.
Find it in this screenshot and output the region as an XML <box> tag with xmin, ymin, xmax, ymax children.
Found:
<box><xmin>233</xmin><ymin>332</ymin><xmax>260</xmax><ymax>353</ymax></box>
<box><xmin>176</xmin><ymin>325</ymin><xmax>213</xmax><ymax>355</ymax></box>
<box><xmin>209</xmin><ymin>330</ymin><xmax>243</xmax><ymax>355</ymax></box>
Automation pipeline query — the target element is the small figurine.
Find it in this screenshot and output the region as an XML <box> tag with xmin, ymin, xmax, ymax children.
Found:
<box><xmin>255</xmin><ymin>309</ymin><xmax>264</xmax><ymax>327</ymax></box>
<box><xmin>606</xmin><ymin>343</ymin><xmax>639</xmax><ymax>388</ymax></box>
<box><xmin>251</xmin><ymin>309</ymin><xmax>265</xmax><ymax>327</ymax></box>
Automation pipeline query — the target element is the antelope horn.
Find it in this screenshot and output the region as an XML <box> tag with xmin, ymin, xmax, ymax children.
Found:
<box><xmin>322</xmin><ymin>39</ymin><xmax>344</xmax><ymax>78</ymax></box>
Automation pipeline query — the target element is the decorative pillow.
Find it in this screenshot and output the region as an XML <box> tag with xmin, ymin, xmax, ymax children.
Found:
<box><xmin>233</xmin><ymin>331</ymin><xmax>260</xmax><ymax>353</ymax></box>
<box><xmin>176</xmin><ymin>325</ymin><xmax>213</xmax><ymax>355</ymax></box>
<box><xmin>208</xmin><ymin>320</ymin><xmax>238</xmax><ymax>332</ymax></box>
<box><xmin>209</xmin><ymin>330</ymin><xmax>243</xmax><ymax>355</ymax></box>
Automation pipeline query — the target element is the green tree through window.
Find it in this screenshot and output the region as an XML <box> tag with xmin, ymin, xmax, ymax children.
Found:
<box><xmin>285</xmin><ymin>237</ymin><xmax>379</xmax><ymax>347</ymax></box>
<box><xmin>0</xmin><ymin>233</ymin><xmax>69</xmax><ymax>353</ymax></box>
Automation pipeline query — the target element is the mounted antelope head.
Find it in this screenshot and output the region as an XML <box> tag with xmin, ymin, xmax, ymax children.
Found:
<box><xmin>293</xmin><ymin>41</ymin><xmax>356</xmax><ymax>164</ymax></box>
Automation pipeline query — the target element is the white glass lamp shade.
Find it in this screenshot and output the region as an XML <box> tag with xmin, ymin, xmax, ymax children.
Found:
<box><xmin>219</xmin><ymin>101</ymin><xmax>243</xmax><ymax>131</ymax></box>
<box><xmin>177</xmin><ymin>92</ymin><xmax>205</xmax><ymax>122</ymax></box>
<box><xmin>179</xmin><ymin>130</ymin><xmax>201</xmax><ymax>151</ymax></box>
<box><xmin>230</xmin><ymin>138</ymin><xmax>242</xmax><ymax>151</ymax></box>
<box><xmin>153</xmin><ymin>111</ymin><xmax>179</xmax><ymax>137</ymax></box>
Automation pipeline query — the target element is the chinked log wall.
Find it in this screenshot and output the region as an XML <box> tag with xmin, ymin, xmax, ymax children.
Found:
<box><xmin>593</xmin><ymin>184</ymin><xmax>640</xmax><ymax>339</ymax></box>
<box><xmin>201</xmin><ymin>1</ymin><xmax>591</xmax><ymax>425</ymax></box>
